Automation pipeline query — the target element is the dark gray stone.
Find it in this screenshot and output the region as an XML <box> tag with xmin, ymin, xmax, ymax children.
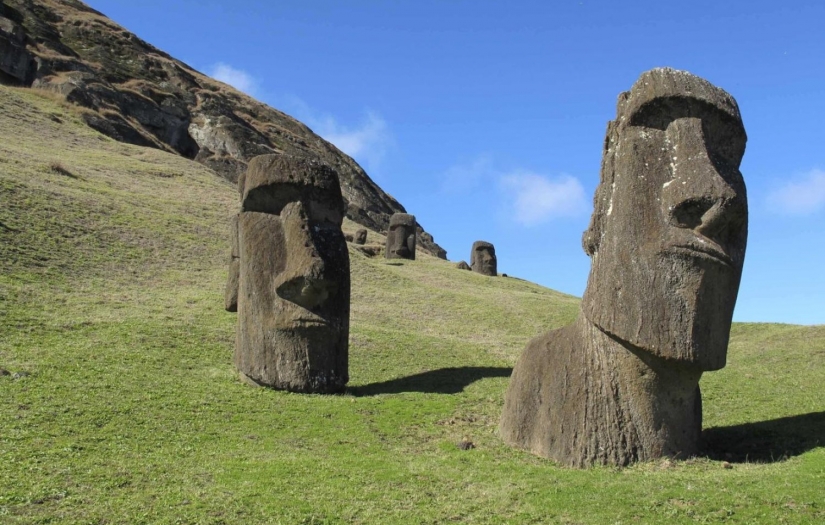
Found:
<box><xmin>501</xmin><ymin>68</ymin><xmax>748</xmax><ymax>467</ymax></box>
<box><xmin>0</xmin><ymin>15</ymin><xmax>34</xmax><ymax>85</ymax></box>
<box><xmin>470</xmin><ymin>241</ymin><xmax>496</xmax><ymax>276</ymax></box>
<box><xmin>233</xmin><ymin>154</ymin><xmax>350</xmax><ymax>394</ymax></box>
<box><xmin>455</xmin><ymin>261</ymin><xmax>471</xmax><ymax>271</ymax></box>
<box><xmin>354</xmin><ymin>228</ymin><xmax>367</xmax><ymax>245</ymax></box>
<box><xmin>385</xmin><ymin>213</ymin><xmax>416</xmax><ymax>260</ymax></box>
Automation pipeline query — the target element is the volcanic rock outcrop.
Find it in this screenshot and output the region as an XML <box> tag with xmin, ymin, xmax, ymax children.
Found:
<box><xmin>229</xmin><ymin>154</ymin><xmax>350</xmax><ymax>394</ymax></box>
<box><xmin>0</xmin><ymin>0</ymin><xmax>446</xmax><ymax>258</ymax></box>
<box><xmin>501</xmin><ymin>68</ymin><xmax>749</xmax><ymax>467</ymax></box>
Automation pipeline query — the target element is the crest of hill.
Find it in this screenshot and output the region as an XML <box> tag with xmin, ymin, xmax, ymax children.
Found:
<box><xmin>0</xmin><ymin>0</ymin><xmax>447</xmax><ymax>258</ymax></box>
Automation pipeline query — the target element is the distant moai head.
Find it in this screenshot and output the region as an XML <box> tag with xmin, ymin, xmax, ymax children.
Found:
<box><xmin>470</xmin><ymin>241</ymin><xmax>497</xmax><ymax>276</ymax></box>
<box><xmin>385</xmin><ymin>213</ymin><xmax>416</xmax><ymax>260</ymax></box>
<box><xmin>581</xmin><ymin>68</ymin><xmax>748</xmax><ymax>371</ymax></box>
<box><xmin>234</xmin><ymin>154</ymin><xmax>350</xmax><ymax>393</ymax></box>
<box><xmin>354</xmin><ymin>228</ymin><xmax>367</xmax><ymax>245</ymax></box>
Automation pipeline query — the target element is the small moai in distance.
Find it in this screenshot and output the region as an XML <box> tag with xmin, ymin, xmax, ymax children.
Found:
<box><xmin>385</xmin><ymin>213</ymin><xmax>416</xmax><ymax>260</ymax></box>
<box><xmin>226</xmin><ymin>153</ymin><xmax>350</xmax><ymax>394</ymax></box>
<box><xmin>470</xmin><ymin>241</ymin><xmax>497</xmax><ymax>276</ymax></box>
<box><xmin>354</xmin><ymin>228</ymin><xmax>367</xmax><ymax>245</ymax></box>
<box><xmin>500</xmin><ymin>68</ymin><xmax>749</xmax><ymax>467</ymax></box>
<box><xmin>455</xmin><ymin>261</ymin><xmax>471</xmax><ymax>270</ymax></box>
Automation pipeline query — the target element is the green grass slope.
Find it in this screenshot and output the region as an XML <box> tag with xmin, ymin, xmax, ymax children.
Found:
<box><xmin>1</xmin><ymin>85</ymin><xmax>823</xmax><ymax>524</ymax></box>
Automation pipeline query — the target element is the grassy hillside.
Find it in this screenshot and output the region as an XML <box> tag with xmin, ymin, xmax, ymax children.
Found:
<box><xmin>1</xmin><ymin>85</ymin><xmax>823</xmax><ymax>524</ymax></box>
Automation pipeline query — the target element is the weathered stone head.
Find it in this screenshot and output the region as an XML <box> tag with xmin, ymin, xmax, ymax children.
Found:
<box><xmin>581</xmin><ymin>68</ymin><xmax>747</xmax><ymax>371</ymax></box>
<box><xmin>354</xmin><ymin>228</ymin><xmax>367</xmax><ymax>245</ymax></box>
<box><xmin>500</xmin><ymin>69</ymin><xmax>748</xmax><ymax>467</ymax></box>
<box><xmin>470</xmin><ymin>241</ymin><xmax>497</xmax><ymax>276</ymax></box>
<box><xmin>234</xmin><ymin>154</ymin><xmax>350</xmax><ymax>393</ymax></box>
<box><xmin>385</xmin><ymin>213</ymin><xmax>417</xmax><ymax>260</ymax></box>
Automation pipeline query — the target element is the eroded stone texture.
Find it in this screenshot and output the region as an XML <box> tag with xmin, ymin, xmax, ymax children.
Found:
<box><xmin>501</xmin><ymin>68</ymin><xmax>748</xmax><ymax>467</ymax></box>
<box><xmin>354</xmin><ymin>229</ymin><xmax>367</xmax><ymax>245</ymax></box>
<box><xmin>224</xmin><ymin>213</ymin><xmax>239</xmax><ymax>312</ymax></box>
<box><xmin>385</xmin><ymin>213</ymin><xmax>416</xmax><ymax>260</ymax></box>
<box><xmin>233</xmin><ymin>154</ymin><xmax>350</xmax><ymax>394</ymax></box>
<box><xmin>470</xmin><ymin>241</ymin><xmax>497</xmax><ymax>276</ymax></box>
<box><xmin>0</xmin><ymin>14</ymin><xmax>34</xmax><ymax>85</ymax></box>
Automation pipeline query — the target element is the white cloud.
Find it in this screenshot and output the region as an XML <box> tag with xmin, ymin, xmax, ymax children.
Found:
<box><xmin>441</xmin><ymin>155</ymin><xmax>495</xmax><ymax>193</ymax></box>
<box><xmin>501</xmin><ymin>172</ymin><xmax>588</xmax><ymax>225</ymax></box>
<box><xmin>280</xmin><ymin>97</ymin><xmax>392</xmax><ymax>175</ymax></box>
<box><xmin>207</xmin><ymin>62</ymin><xmax>259</xmax><ymax>96</ymax></box>
<box><xmin>318</xmin><ymin>111</ymin><xmax>391</xmax><ymax>171</ymax></box>
<box><xmin>768</xmin><ymin>169</ymin><xmax>825</xmax><ymax>215</ymax></box>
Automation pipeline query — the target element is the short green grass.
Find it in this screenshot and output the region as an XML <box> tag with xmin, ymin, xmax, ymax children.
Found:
<box><xmin>1</xmin><ymin>85</ymin><xmax>823</xmax><ymax>524</ymax></box>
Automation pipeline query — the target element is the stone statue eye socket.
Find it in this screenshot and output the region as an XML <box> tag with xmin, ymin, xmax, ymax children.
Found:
<box><xmin>701</xmin><ymin>121</ymin><xmax>746</xmax><ymax>167</ymax></box>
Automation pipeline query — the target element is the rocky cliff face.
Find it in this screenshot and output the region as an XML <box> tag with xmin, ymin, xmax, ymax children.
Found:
<box><xmin>0</xmin><ymin>0</ymin><xmax>446</xmax><ymax>258</ymax></box>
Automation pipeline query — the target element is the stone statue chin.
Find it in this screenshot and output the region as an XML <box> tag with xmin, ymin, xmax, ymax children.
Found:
<box><xmin>500</xmin><ymin>68</ymin><xmax>748</xmax><ymax>467</ymax></box>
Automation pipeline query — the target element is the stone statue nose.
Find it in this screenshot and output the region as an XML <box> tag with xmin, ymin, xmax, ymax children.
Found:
<box><xmin>274</xmin><ymin>201</ymin><xmax>337</xmax><ymax>309</ymax></box>
<box><xmin>663</xmin><ymin>118</ymin><xmax>743</xmax><ymax>246</ymax></box>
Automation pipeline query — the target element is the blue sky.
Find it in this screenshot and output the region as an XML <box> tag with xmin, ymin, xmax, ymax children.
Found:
<box><xmin>86</xmin><ymin>0</ymin><xmax>825</xmax><ymax>325</ymax></box>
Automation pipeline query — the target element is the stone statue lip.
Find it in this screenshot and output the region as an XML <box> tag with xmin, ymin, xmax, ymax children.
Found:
<box><xmin>664</xmin><ymin>240</ymin><xmax>733</xmax><ymax>267</ymax></box>
<box><xmin>271</xmin><ymin>314</ymin><xmax>336</xmax><ymax>330</ymax></box>
<box><xmin>290</xmin><ymin>317</ymin><xmax>334</xmax><ymax>328</ymax></box>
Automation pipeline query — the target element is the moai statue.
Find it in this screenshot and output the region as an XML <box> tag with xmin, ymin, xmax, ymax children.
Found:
<box><xmin>385</xmin><ymin>213</ymin><xmax>416</xmax><ymax>260</ymax></box>
<box><xmin>354</xmin><ymin>228</ymin><xmax>368</xmax><ymax>245</ymax></box>
<box><xmin>230</xmin><ymin>154</ymin><xmax>350</xmax><ymax>394</ymax></box>
<box><xmin>470</xmin><ymin>241</ymin><xmax>497</xmax><ymax>276</ymax></box>
<box><xmin>456</xmin><ymin>261</ymin><xmax>471</xmax><ymax>271</ymax></box>
<box><xmin>501</xmin><ymin>68</ymin><xmax>748</xmax><ymax>467</ymax></box>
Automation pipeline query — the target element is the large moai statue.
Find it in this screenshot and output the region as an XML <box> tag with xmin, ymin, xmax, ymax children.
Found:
<box><xmin>228</xmin><ymin>154</ymin><xmax>350</xmax><ymax>394</ymax></box>
<box><xmin>500</xmin><ymin>68</ymin><xmax>748</xmax><ymax>467</ymax></box>
<box><xmin>385</xmin><ymin>213</ymin><xmax>417</xmax><ymax>260</ymax></box>
<box><xmin>470</xmin><ymin>241</ymin><xmax>497</xmax><ymax>276</ymax></box>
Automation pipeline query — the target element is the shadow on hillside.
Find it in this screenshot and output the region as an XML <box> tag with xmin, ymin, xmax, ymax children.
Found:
<box><xmin>350</xmin><ymin>366</ymin><xmax>512</xmax><ymax>396</ymax></box>
<box><xmin>701</xmin><ymin>411</ymin><xmax>825</xmax><ymax>463</ymax></box>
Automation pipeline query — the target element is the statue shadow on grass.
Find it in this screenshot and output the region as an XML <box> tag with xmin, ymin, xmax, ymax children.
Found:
<box><xmin>350</xmin><ymin>366</ymin><xmax>512</xmax><ymax>397</ymax></box>
<box><xmin>700</xmin><ymin>411</ymin><xmax>825</xmax><ymax>463</ymax></box>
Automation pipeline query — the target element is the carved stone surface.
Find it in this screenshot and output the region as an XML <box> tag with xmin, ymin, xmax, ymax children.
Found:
<box><xmin>470</xmin><ymin>241</ymin><xmax>497</xmax><ymax>276</ymax></box>
<box><xmin>501</xmin><ymin>68</ymin><xmax>748</xmax><ymax>467</ymax></box>
<box><xmin>231</xmin><ymin>154</ymin><xmax>350</xmax><ymax>394</ymax></box>
<box><xmin>455</xmin><ymin>261</ymin><xmax>471</xmax><ymax>271</ymax></box>
<box><xmin>354</xmin><ymin>228</ymin><xmax>367</xmax><ymax>245</ymax></box>
<box><xmin>385</xmin><ymin>213</ymin><xmax>416</xmax><ymax>260</ymax></box>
